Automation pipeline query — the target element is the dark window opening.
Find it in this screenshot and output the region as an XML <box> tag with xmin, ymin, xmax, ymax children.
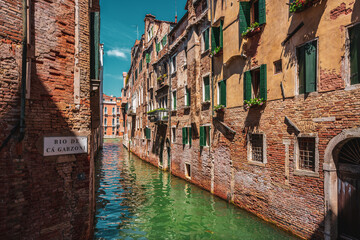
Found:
<box><xmin>250</xmin><ymin>133</ymin><xmax>263</xmax><ymax>162</ymax></box>
<box><xmin>252</xmin><ymin>0</ymin><xmax>259</xmax><ymax>23</ymax></box>
<box><xmin>274</xmin><ymin>59</ymin><xmax>282</xmax><ymax>74</ymax></box>
<box><xmin>185</xmin><ymin>163</ymin><xmax>191</xmax><ymax>178</ymax></box>
<box><xmin>251</xmin><ymin>69</ymin><xmax>260</xmax><ymax>98</ymax></box>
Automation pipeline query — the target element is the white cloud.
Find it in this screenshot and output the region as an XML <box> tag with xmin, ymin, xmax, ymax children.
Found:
<box><xmin>107</xmin><ymin>49</ymin><xmax>129</xmax><ymax>59</ymax></box>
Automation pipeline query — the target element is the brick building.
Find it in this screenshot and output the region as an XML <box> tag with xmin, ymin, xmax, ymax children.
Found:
<box><xmin>124</xmin><ymin>0</ymin><xmax>360</xmax><ymax>239</ymax></box>
<box><xmin>102</xmin><ymin>94</ymin><xmax>124</xmax><ymax>138</ymax></box>
<box><xmin>0</xmin><ymin>0</ymin><xmax>101</xmax><ymax>239</ymax></box>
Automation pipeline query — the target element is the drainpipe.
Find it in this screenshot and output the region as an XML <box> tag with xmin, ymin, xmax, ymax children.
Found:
<box><xmin>168</xmin><ymin>52</ymin><xmax>172</xmax><ymax>173</ymax></box>
<box><xmin>210</xmin><ymin>0</ymin><xmax>214</xmax><ymax>119</ymax></box>
<box><xmin>19</xmin><ymin>0</ymin><xmax>28</xmax><ymax>142</ymax></box>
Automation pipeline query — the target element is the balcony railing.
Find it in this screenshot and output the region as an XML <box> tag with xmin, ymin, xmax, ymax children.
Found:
<box><xmin>147</xmin><ymin>108</ymin><xmax>168</xmax><ymax>123</ymax></box>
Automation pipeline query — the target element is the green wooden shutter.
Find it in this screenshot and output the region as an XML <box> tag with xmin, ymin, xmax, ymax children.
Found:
<box><xmin>244</xmin><ymin>71</ymin><xmax>252</xmax><ymax>101</ymax></box>
<box><xmin>146</xmin><ymin>53</ymin><xmax>150</xmax><ymax>63</ymax></box>
<box><xmin>204</xmin><ymin>77</ymin><xmax>210</xmax><ymax>101</ymax></box>
<box><xmin>259</xmin><ymin>64</ymin><xmax>267</xmax><ymax>100</ymax></box>
<box><xmin>186</xmin><ymin>88</ymin><xmax>191</xmax><ymax>106</ymax></box>
<box><xmin>298</xmin><ymin>46</ymin><xmax>305</xmax><ymax>94</ymax></box>
<box><xmin>200</xmin><ymin>126</ymin><xmax>205</xmax><ymax>147</ymax></box>
<box><xmin>208</xmin><ymin>126</ymin><xmax>211</xmax><ymax>146</ymax></box>
<box><xmin>305</xmin><ymin>41</ymin><xmax>317</xmax><ymax>93</ymax></box>
<box><xmin>188</xmin><ymin>127</ymin><xmax>192</xmax><ymax>145</ymax></box>
<box><xmin>182</xmin><ymin>128</ymin><xmax>186</xmax><ymax>145</ymax></box>
<box><xmin>156</xmin><ymin>43</ymin><xmax>160</xmax><ymax>52</ymax></box>
<box><xmin>162</xmin><ymin>35</ymin><xmax>167</xmax><ymax>46</ymax></box>
<box><xmin>220</xmin><ymin>80</ymin><xmax>226</xmax><ymax>106</ymax></box>
<box><xmin>211</xmin><ymin>27</ymin><xmax>219</xmax><ymax>51</ymax></box>
<box><xmin>173</xmin><ymin>92</ymin><xmax>177</xmax><ymax>109</ymax></box>
<box><xmin>204</xmin><ymin>29</ymin><xmax>209</xmax><ymax>50</ymax></box>
<box><xmin>259</xmin><ymin>0</ymin><xmax>266</xmax><ymax>25</ymax></box>
<box><xmin>350</xmin><ymin>25</ymin><xmax>360</xmax><ymax>85</ymax></box>
<box><xmin>220</xmin><ymin>20</ymin><xmax>223</xmax><ymax>49</ymax></box>
<box><xmin>239</xmin><ymin>2</ymin><xmax>251</xmax><ymax>35</ymax></box>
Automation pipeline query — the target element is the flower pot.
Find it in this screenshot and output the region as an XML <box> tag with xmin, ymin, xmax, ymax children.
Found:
<box><xmin>244</xmin><ymin>27</ymin><xmax>261</xmax><ymax>38</ymax></box>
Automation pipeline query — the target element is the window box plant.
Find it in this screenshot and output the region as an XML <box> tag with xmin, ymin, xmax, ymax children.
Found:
<box><xmin>243</xmin><ymin>98</ymin><xmax>266</xmax><ymax>111</ymax></box>
<box><xmin>214</xmin><ymin>104</ymin><xmax>225</xmax><ymax>112</ymax></box>
<box><xmin>289</xmin><ymin>0</ymin><xmax>317</xmax><ymax>13</ymax></box>
<box><xmin>242</xmin><ymin>22</ymin><xmax>261</xmax><ymax>38</ymax></box>
<box><xmin>210</xmin><ymin>46</ymin><xmax>223</xmax><ymax>57</ymax></box>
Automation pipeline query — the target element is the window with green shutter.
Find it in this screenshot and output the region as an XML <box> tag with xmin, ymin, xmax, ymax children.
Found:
<box><xmin>156</xmin><ymin>42</ymin><xmax>160</xmax><ymax>52</ymax></box>
<box><xmin>239</xmin><ymin>0</ymin><xmax>266</xmax><ymax>36</ymax></box>
<box><xmin>203</xmin><ymin>76</ymin><xmax>210</xmax><ymax>102</ymax></box>
<box><xmin>239</xmin><ymin>2</ymin><xmax>251</xmax><ymax>35</ymax></box>
<box><xmin>243</xmin><ymin>65</ymin><xmax>267</xmax><ymax>102</ymax></box>
<box><xmin>350</xmin><ymin>24</ymin><xmax>360</xmax><ymax>85</ymax></box>
<box><xmin>182</xmin><ymin>127</ymin><xmax>192</xmax><ymax>145</ymax></box>
<box><xmin>218</xmin><ymin>80</ymin><xmax>226</xmax><ymax>107</ymax></box>
<box><xmin>185</xmin><ymin>87</ymin><xmax>191</xmax><ymax>106</ymax></box>
<box><xmin>135</xmin><ymin>69</ymin><xmax>138</xmax><ymax>80</ymax></box>
<box><xmin>297</xmin><ymin>40</ymin><xmax>317</xmax><ymax>94</ymax></box>
<box><xmin>139</xmin><ymin>59</ymin><xmax>143</xmax><ymax>72</ymax></box>
<box><xmin>200</xmin><ymin>126</ymin><xmax>210</xmax><ymax>147</ymax></box>
<box><xmin>172</xmin><ymin>91</ymin><xmax>177</xmax><ymax>110</ymax></box>
<box><xmin>146</xmin><ymin>53</ymin><xmax>151</xmax><ymax>63</ymax></box>
<box><xmin>162</xmin><ymin>35</ymin><xmax>167</xmax><ymax>47</ymax></box>
<box><xmin>211</xmin><ymin>20</ymin><xmax>223</xmax><ymax>51</ymax></box>
<box><xmin>203</xmin><ymin>28</ymin><xmax>209</xmax><ymax>51</ymax></box>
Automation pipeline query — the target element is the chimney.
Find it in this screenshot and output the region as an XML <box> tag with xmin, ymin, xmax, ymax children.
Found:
<box><xmin>175</xmin><ymin>15</ymin><xmax>178</xmax><ymax>23</ymax></box>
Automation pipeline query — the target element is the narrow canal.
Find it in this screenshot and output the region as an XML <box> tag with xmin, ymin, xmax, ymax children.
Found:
<box><xmin>95</xmin><ymin>139</ymin><xmax>297</xmax><ymax>240</ymax></box>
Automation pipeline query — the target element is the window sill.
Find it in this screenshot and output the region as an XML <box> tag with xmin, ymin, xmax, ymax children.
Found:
<box><xmin>294</xmin><ymin>169</ymin><xmax>319</xmax><ymax>178</ymax></box>
<box><xmin>247</xmin><ymin>160</ymin><xmax>266</xmax><ymax>167</ymax></box>
<box><xmin>184</xmin><ymin>105</ymin><xmax>190</xmax><ymax>109</ymax></box>
<box><xmin>201</xmin><ymin>101</ymin><xmax>211</xmax><ymax>105</ymax></box>
<box><xmin>345</xmin><ymin>83</ymin><xmax>360</xmax><ymax>91</ymax></box>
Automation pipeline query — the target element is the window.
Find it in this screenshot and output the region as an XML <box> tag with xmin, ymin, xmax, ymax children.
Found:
<box><xmin>135</xmin><ymin>68</ymin><xmax>138</xmax><ymax>80</ymax></box>
<box><xmin>146</xmin><ymin>52</ymin><xmax>151</xmax><ymax>63</ymax></box>
<box><xmin>297</xmin><ymin>40</ymin><xmax>317</xmax><ymax>94</ymax></box>
<box><xmin>139</xmin><ymin>59</ymin><xmax>143</xmax><ymax>72</ymax></box>
<box><xmin>211</xmin><ymin>20</ymin><xmax>223</xmax><ymax>51</ymax></box>
<box><xmin>202</xmin><ymin>28</ymin><xmax>210</xmax><ymax>52</ymax></box>
<box><xmin>171</xmin><ymin>54</ymin><xmax>177</xmax><ymax>74</ymax></box>
<box><xmin>184</xmin><ymin>47</ymin><xmax>187</xmax><ymax>66</ymax></box>
<box><xmin>185</xmin><ymin>163</ymin><xmax>191</xmax><ymax>179</ymax></box>
<box><xmin>217</xmin><ymin>80</ymin><xmax>226</xmax><ymax>106</ymax></box>
<box><xmin>200</xmin><ymin>126</ymin><xmax>211</xmax><ymax>147</ymax></box>
<box><xmin>148</xmin><ymin>25</ymin><xmax>153</xmax><ymax>41</ymax></box>
<box><xmin>239</xmin><ymin>0</ymin><xmax>266</xmax><ymax>35</ymax></box>
<box><xmin>182</xmin><ymin>127</ymin><xmax>192</xmax><ymax>145</ymax></box>
<box><xmin>172</xmin><ymin>127</ymin><xmax>176</xmax><ymax>143</ymax></box>
<box><xmin>244</xmin><ymin>64</ymin><xmax>267</xmax><ymax>101</ymax></box>
<box><xmin>185</xmin><ymin>86</ymin><xmax>190</xmax><ymax>107</ymax></box>
<box><xmin>104</xmin><ymin>127</ymin><xmax>107</xmax><ymax>132</ymax></box>
<box><xmin>162</xmin><ymin>35</ymin><xmax>167</xmax><ymax>48</ymax></box>
<box><xmin>274</xmin><ymin>60</ymin><xmax>282</xmax><ymax>74</ymax></box>
<box><xmin>349</xmin><ymin>24</ymin><xmax>360</xmax><ymax>85</ymax></box>
<box><xmin>104</xmin><ymin>107</ymin><xmax>107</xmax><ymax>114</ymax></box>
<box><xmin>203</xmin><ymin>76</ymin><xmax>210</xmax><ymax>102</ymax></box>
<box><xmin>112</xmin><ymin>119</ymin><xmax>115</xmax><ymax>126</ymax></box>
<box><xmin>112</xmin><ymin>107</ymin><xmax>115</xmax><ymax>114</ymax></box>
<box><xmin>145</xmin><ymin>128</ymin><xmax>151</xmax><ymax>139</ymax></box>
<box><xmin>104</xmin><ymin>118</ymin><xmax>107</xmax><ymax>126</ymax></box>
<box><xmin>172</xmin><ymin>91</ymin><xmax>177</xmax><ymax>110</ymax></box>
<box><xmin>297</xmin><ymin>137</ymin><xmax>316</xmax><ymax>171</ymax></box>
<box><xmin>117</xmin><ymin>107</ymin><xmax>120</xmax><ymax>113</ymax></box>
<box><xmin>248</xmin><ymin>133</ymin><xmax>265</xmax><ymax>163</ymax></box>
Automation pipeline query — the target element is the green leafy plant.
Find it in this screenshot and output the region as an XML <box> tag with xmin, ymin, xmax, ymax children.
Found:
<box><xmin>289</xmin><ymin>0</ymin><xmax>314</xmax><ymax>13</ymax></box>
<box><xmin>243</xmin><ymin>98</ymin><xmax>265</xmax><ymax>110</ymax></box>
<box><xmin>162</xmin><ymin>116</ymin><xmax>168</xmax><ymax>120</ymax></box>
<box><xmin>157</xmin><ymin>76</ymin><xmax>163</xmax><ymax>82</ymax></box>
<box><xmin>147</xmin><ymin>108</ymin><xmax>167</xmax><ymax>115</ymax></box>
<box><xmin>214</xmin><ymin>104</ymin><xmax>225</xmax><ymax>112</ymax></box>
<box><xmin>210</xmin><ymin>46</ymin><xmax>222</xmax><ymax>57</ymax></box>
<box><xmin>241</xmin><ymin>22</ymin><xmax>260</xmax><ymax>37</ymax></box>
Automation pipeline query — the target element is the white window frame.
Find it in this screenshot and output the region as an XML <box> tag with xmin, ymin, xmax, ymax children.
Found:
<box><xmin>202</xmin><ymin>73</ymin><xmax>210</xmax><ymax>102</ymax></box>
<box><xmin>172</xmin><ymin>90</ymin><xmax>177</xmax><ymax>110</ymax></box>
<box><xmin>171</xmin><ymin>54</ymin><xmax>177</xmax><ymax>74</ymax></box>
<box><xmin>201</xmin><ymin>28</ymin><xmax>210</xmax><ymax>53</ymax></box>
<box><xmin>247</xmin><ymin>132</ymin><xmax>267</xmax><ymax>166</ymax></box>
<box><xmin>172</xmin><ymin>127</ymin><xmax>176</xmax><ymax>143</ymax></box>
<box><xmin>294</xmin><ymin>134</ymin><xmax>319</xmax><ymax>177</ymax></box>
<box><xmin>184</xmin><ymin>85</ymin><xmax>189</xmax><ymax>107</ymax></box>
<box><xmin>345</xmin><ymin>23</ymin><xmax>360</xmax><ymax>90</ymax></box>
<box><xmin>202</xmin><ymin>124</ymin><xmax>211</xmax><ymax>147</ymax></box>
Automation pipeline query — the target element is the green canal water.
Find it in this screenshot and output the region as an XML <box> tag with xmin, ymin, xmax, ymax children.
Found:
<box><xmin>95</xmin><ymin>139</ymin><xmax>297</xmax><ymax>240</ymax></box>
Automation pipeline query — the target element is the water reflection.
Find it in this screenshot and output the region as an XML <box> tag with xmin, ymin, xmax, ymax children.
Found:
<box><xmin>95</xmin><ymin>139</ymin><xmax>297</xmax><ymax>239</ymax></box>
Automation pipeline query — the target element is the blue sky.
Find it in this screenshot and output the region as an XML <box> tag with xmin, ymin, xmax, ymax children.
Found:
<box><xmin>100</xmin><ymin>0</ymin><xmax>187</xmax><ymax>97</ymax></box>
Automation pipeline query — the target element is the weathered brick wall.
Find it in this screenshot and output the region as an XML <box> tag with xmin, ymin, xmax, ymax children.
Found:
<box><xmin>0</xmin><ymin>0</ymin><xmax>96</xmax><ymax>238</ymax></box>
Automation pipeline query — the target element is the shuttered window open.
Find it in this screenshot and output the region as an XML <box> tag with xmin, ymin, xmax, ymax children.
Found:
<box><xmin>218</xmin><ymin>80</ymin><xmax>227</xmax><ymax>106</ymax></box>
<box><xmin>200</xmin><ymin>126</ymin><xmax>205</xmax><ymax>147</ymax></box>
<box><xmin>298</xmin><ymin>41</ymin><xmax>317</xmax><ymax>94</ymax></box>
<box><xmin>204</xmin><ymin>76</ymin><xmax>210</xmax><ymax>101</ymax></box>
<box><xmin>350</xmin><ymin>24</ymin><xmax>360</xmax><ymax>85</ymax></box>
<box><xmin>244</xmin><ymin>71</ymin><xmax>252</xmax><ymax>101</ymax></box>
<box><xmin>203</xmin><ymin>28</ymin><xmax>209</xmax><ymax>51</ymax></box>
<box><xmin>259</xmin><ymin>0</ymin><xmax>266</xmax><ymax>25</ymax></box>
<box><xmin>146</xmin><ymin>53</ymin><xmax>150</xmax><ymax>63</ymax></box>
<box><xmin>259</xmin><ymin>64</ymin><xmax>267</xmax><ymax>100</ymax></box>
<box><xmin>239</xmin><ymin>2</ymin><xmax>250</xmax><ymax>35</ymax></box>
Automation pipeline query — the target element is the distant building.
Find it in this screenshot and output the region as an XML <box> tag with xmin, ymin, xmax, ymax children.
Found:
<box><xmin>103</xmin><ymin>94</ymin><xmax>123</xmax><ymax>138</ymax></box>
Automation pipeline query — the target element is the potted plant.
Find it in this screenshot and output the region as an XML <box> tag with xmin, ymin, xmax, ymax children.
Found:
<box><xmin>242</xmin><ymin>22</ymin><xmax>261</xmax><ymax>38</ymax></box>
<box><xmin>243</xmin><ymin>98</ymin><xmax>266</xmax><ymax>111</ymax></box>
<box><xmin>210</xmin><ymin>46</ymin><xmax>223</xmax><ymax>57</ymax></box>
<box><xmin>289</xmin><ymin>0</ymin><xmax>316</xmax><ymax>13</ymax></box>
